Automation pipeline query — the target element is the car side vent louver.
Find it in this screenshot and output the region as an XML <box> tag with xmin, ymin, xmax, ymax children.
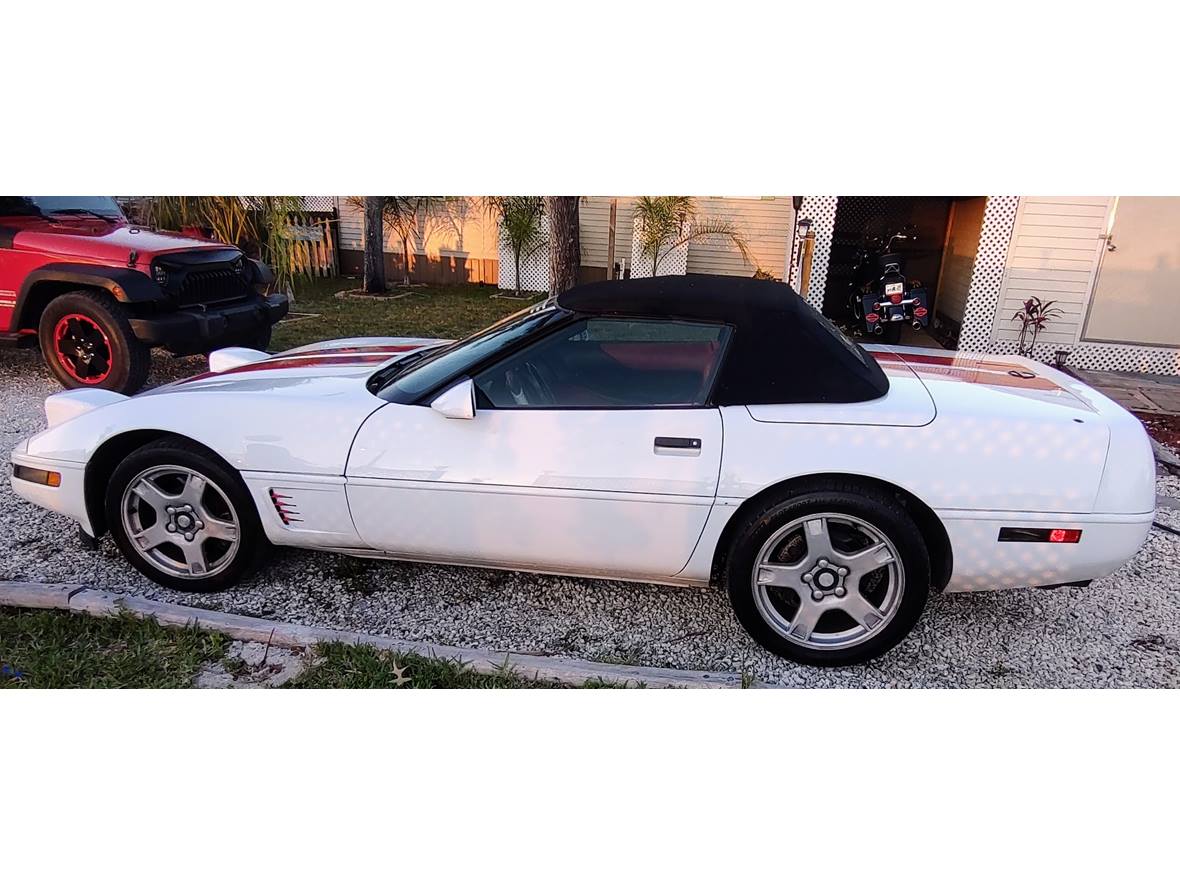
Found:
<box><xmin>269</xmin><ymin>489</ymin><xmax>303</xmax><ymax>525</ymax></box>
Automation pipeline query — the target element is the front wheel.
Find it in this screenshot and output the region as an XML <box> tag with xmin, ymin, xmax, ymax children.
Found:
<box><xmin>106</xmin><ymin>437</ymin><xmax>270</xmax><ymax>592</ymax></box>
<box><xmin>38</xmin><ymin>289</ymin><xmax>151</xmax><ymax>394</ymax></box>
<box><xmin>722</xmin><ymin>482</ymin><xmax>930</xmax><ymax>666</ymax></box>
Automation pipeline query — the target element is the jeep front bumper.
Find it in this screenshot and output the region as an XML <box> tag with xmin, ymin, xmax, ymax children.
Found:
<box><xmin>128</xmin><ymin>292</ymin><xmax>289</xmax><ymax>353</ymax></box>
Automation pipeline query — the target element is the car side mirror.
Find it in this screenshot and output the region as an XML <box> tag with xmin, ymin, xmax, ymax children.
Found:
<box><xmin>430</xmin><ymin>378</ymin><xmax>476</xmax><ymax>419</ymax></box>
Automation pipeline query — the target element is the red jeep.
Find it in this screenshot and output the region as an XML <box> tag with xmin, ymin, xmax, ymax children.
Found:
<box><xmin>0</xmin><ymin>196</ymin><xmax>289</xmax><ymax>393</ymax></box>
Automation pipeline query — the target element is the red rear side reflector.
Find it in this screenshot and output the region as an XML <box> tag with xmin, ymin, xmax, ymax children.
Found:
<box><xmin>865</xmin><ymin>313</ymin><xmax>880</xmax><ymax>324</ymax></box>
<box><xmin>914</xmin><ymin>306</ymin><xmax>928</xmax><ymax>318</ymax></box>
<box><xmin>998</xmin><ymin>527</ymin><xmax>1082</xmax><ymax>543</ymax></box>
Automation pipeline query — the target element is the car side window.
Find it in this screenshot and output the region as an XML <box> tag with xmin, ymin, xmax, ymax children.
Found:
<box><xmin>473</xmin><ymin>317</ymin><xmax>731</xmax><ymax>409</ymax></box>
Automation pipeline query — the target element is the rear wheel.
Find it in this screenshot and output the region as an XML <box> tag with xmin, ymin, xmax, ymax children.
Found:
<box><xmin>106</xmin><ymin>438</ymin><xmax>270</xmax><ymax>592</ymax></box>
<box><xmin>879</xmin><ymin>322</ymin><xmax>903</xmax><ymax>345</ymax></box>
<box><xmin>722</xmin><ymin>481</ymin><xmax>930</xmax><ymax>666</ymax></box>
<box><xmin>38</xmin><ymin>289</ymin><xmax>150</xmax><ymax>394</ymax></box>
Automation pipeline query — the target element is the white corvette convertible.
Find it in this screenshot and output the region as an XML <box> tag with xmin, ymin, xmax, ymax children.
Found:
<box><xmin>10</xmin><ymin>276</ymin><xmax>1157</xmax><ymax>665</ymax></box>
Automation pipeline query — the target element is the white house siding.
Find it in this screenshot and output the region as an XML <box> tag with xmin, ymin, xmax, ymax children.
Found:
<box><xmin>337</xmin><ymin>197</ymin><xmax>363</xmax><ymax>249</ymax></box>
<box><xmin>579</xmin><ymin>196</ymin><xmax>795</xmax><ymax>279</ymax></box>
<box><xmin>987</xmin><ymin>196</ymin><xmax>1112</xmax><ymax>349</ymax></box>
<box><xmin>685</xmin><ymin>197</ymin><xmax>794</xmax><ymax>279</ymax></box>
<box><xmin>579</xmin><ymin>197</ymin><xmax>636</xmax><ymax>272</ymax></box>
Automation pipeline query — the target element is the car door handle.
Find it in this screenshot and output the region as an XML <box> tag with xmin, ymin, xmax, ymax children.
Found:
<box><xmin>654</xmin><ymin>436</ymin><xmax>702</xmax><ymax>452</ymax></box>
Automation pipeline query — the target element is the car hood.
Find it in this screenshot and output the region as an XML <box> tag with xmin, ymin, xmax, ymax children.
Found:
<box><xmin>155</xmin><ymin>336</ymin><xmax>449</xmax><ymax>394</ymax></box>
<box><xmin>14</xmin><ymin>218</ymin><xmax>240</xmax><ymax>265</ymax></box>
<box><xmin>24</xmin><ymin>337</ymin><xmax>452</xmax><ymax>475</ymax></box>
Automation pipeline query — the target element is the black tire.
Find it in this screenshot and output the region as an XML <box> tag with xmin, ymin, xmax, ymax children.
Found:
<box><xmin>38</xmin><ymin>289</ymin><xmax>151</xmax><ymax>394</ymax></box>
<box><xmin>722</xmin><ymin>479</ymin><xmax>930</xmax><ymax>667</ymax></box>
<box><xmin>879</xmin><ymin>322</ymin><xmax>903</xmax><ymax>345</ymax></box>
<box><xmin>105</xmin><ymin>437</ymin><xmax>271</xmax><ymax>592</ymax></box>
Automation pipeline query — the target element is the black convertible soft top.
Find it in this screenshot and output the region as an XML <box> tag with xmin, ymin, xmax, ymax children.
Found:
<box><xmin>557</xmin><ymin>275</ymin><xmax>889</xmax><ymax>406</ymax></box>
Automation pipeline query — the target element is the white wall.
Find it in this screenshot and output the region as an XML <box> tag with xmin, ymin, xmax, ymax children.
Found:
<box><xmin>987</xmin><ymin>196</ymin><xmax>1112</xmax><ymax>348</ymax></box>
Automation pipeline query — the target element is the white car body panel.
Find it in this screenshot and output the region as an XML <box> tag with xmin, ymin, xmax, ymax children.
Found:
<box><xmin>9</xmin><ymin>336</ymin><xmax>1155</xmax><ymax>595</ymax></box>
<box><xmin>347</xmin><ymin>404</ymin><xmax>722</xmax><ymax>577</ymax></box>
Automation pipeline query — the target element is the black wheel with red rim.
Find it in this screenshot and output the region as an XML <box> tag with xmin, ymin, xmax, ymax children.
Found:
<box><xmin>52</xmin><ymin>313</ymin><xmax>113</xmax><ymax>385</ymax></box>
<box><xmin>38</xmin><ymin>289</ymin><xmax>151</xmax><ymax>394</ymax></box>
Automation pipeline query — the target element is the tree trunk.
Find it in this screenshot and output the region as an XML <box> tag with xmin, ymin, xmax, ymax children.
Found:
<box><xmin>514</xmin><ymin>249</ymin><xmax>522</xmax><ymax>298</ymax></box>
<box><xmin>401</xmin><ymin>235</ymin><xmax>412</xmax><ymax>287</ymax></box>
<box><xmin>363</xmin><ymin>196</ymin><xmax>386</xmax><ymax>294</ymax></box>
<box><xmin>545</xmin><ymin>196</ymin><xmax>580</xmax><ymax>296</ymax></box>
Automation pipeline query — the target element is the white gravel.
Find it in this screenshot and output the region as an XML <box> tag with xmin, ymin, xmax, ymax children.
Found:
<box><xmin>3</xmin><ymin>348</ymin><xmax>1179</xmax><ymax>687</ymax></box>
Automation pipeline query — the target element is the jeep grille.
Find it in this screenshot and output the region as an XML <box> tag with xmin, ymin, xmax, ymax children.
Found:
<box><xmin>174</xmin><ymin>266</ymin><xmax>249</xmax><ymax>306</ymax></box>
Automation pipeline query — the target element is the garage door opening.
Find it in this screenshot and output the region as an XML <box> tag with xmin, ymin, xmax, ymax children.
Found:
<box><xmin>821</xmin><ymin>196</ymin><xmax>987</xmax><ymax>350</ymax></box>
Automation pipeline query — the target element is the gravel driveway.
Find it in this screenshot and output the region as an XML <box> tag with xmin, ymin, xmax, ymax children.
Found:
<box><xmin>3</xmin><ymin>348</ymin><xmax>1179</xmax><ymax>688</ymax></box>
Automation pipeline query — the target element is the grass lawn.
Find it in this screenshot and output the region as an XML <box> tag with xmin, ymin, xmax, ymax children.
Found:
<box><xmin>0</xmin><ymin>607</ymin><xmax>598</xmax><ymax>689</ymax></box>
<box><xmin>273</xmin><ymin>276</ymin><xmax>541</xmax><ymax>351</ymax></box>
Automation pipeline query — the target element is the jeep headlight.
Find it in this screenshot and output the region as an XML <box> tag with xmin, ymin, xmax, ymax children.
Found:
<box><xmin>153</xmin><ymin>264</ymin><xmax>168</xmax><ymax>286</ymax></box>
<box><xmin>232</xmin><ymin>256</ymin><xmax>245</xmax><ymax>275</ymax></box>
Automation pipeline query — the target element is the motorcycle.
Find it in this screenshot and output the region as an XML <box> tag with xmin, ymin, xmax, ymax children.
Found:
<box><xmin>847</xmin><ymin>227</ymin><xmax>930</xmax><ymax>345</ymax></box>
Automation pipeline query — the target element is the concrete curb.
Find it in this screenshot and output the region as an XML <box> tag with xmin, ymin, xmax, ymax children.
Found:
<box><xmin>0</xmin><ymin>581</ymin><xmax>753</xmax><ymax>689</ymax></box>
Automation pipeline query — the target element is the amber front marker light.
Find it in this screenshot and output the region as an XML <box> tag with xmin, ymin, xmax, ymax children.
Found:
<box><xmin>13</xmin><ymin>465</ymin><xmax>61</xmax><ymax>487</ymax></box>
<box><xmin>998</xmin><ymin>527</ymin><xmax>1082</xmax><ymax>543</ymax></box>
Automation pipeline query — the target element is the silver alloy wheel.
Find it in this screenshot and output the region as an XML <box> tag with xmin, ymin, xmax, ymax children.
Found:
<box><xmin>750</xmin><ymin>512</ymin><xmax>904</xmax><ymax>651</ymax></box>
<box><xmin>120</xmin><ymin>464</ymin><xmax>241</xmax><ymax>580</ymax></box>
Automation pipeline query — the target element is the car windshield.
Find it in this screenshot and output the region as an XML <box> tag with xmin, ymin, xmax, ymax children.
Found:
<box><xmin>0</xmin><ymin>196</ymin><xmax>123</xmax><ymax>219</ymax></box>
<box><xmin>374</xmin><ymin>301</ymin><xmax>559</xmax><ymax>401</ymax></box>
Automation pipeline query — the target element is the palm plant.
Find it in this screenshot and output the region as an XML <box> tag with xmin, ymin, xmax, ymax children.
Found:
<box><xmin>632</xmin><ymin>196</ymin><xmax>754</xmax><ymax>276</ymax></box>
<box><xmin>140</xmin><ymin>196</ymin><xmax>308</xmax><ymax>295</ymax></box>
<box><xmin>1012</xmin><ymin>296</ymin><xmax>1065</xmax><ymax>357</ymax></box>
<box><xmin>484</xmin><ymin>197</ymin><xmax>546</xmax><ymax>297</ymax></box>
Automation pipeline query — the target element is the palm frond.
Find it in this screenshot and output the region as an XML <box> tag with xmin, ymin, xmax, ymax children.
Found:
<box><xmin>669</xmin><ymin>218</ymin><xmax>754</xmax><ymax>267</ymax></box>
<box><xmin>632</xmin><ymin>196</ymin><xmax>756</xmax><ymax>274</ymax></box>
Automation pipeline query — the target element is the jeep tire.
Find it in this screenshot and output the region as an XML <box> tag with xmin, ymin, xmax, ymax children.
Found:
<box><xmin>38</xmin><ymin>289</ymin><xmax>151</xmax><ymax>394</ymax></box>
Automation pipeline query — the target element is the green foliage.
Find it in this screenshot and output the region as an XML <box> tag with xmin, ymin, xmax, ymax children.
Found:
<box><xmin>0</xmin><ymin>607</ymin><xmax>228</xmax><ymax>689</ymax></box>
<box><xmin>1012</xmin><ymin>296</ymin><xmax>1065</xmax><ymax>356</ymax></box>
<box><xmin>483</xmin><ymin>196</ymin><xmax>547</xmax><ymax>297</ymax></box>
<box><xmin>270</xmin><ymin>278</ymin><xmax>535</xmax><ymax>351</ymax></box>
<box><xmin>139</xmin><ymin>196</ymin><xmax>310</xmax><ymax>296</ymax></box>
<box><xmin>632</xmin><ymin>196</ymin><xmax>754</xmax><ymax>275</ymax></box>
<box><xmin>0</xmin><ymin>605</ymin><xmax>630</xmax><ymax>689</ymax></box>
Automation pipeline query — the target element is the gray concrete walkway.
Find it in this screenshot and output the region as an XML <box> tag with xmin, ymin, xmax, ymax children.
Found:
<box><xmin>1072</xmin><ymin>368</ymin><xmax>1180</xmax><ymax>415</ymax></box>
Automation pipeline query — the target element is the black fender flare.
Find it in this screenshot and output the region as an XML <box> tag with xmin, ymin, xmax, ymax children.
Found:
<box><xmin>16</xmin><ymin>263</ymin><xmax>163</xmax><ymax>327</ymax></box>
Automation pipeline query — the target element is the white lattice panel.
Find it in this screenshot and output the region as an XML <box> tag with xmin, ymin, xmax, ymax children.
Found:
<box><xmin>629</xmin><ymin>216</ymin><xmax>688</xmax><ymax>278</ymax></box>
<box><xmin>497</xmin><ymin>220</ymin><xmax>549</xmax><ymax>293</ymax></box>
<box><xmin>957</xmin><ymin>196</ymin><xmax>1020</xmax><ymax>352</ymax></box>
<box><xmin>980</xmin><ymin>337</ymin><xmax>1180</xmax><ymax>377</ymax></box>
<box><xmin>788</xmin><ymin>196</ymin><xmax>837</xmax><ymax>310</ymax></box>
